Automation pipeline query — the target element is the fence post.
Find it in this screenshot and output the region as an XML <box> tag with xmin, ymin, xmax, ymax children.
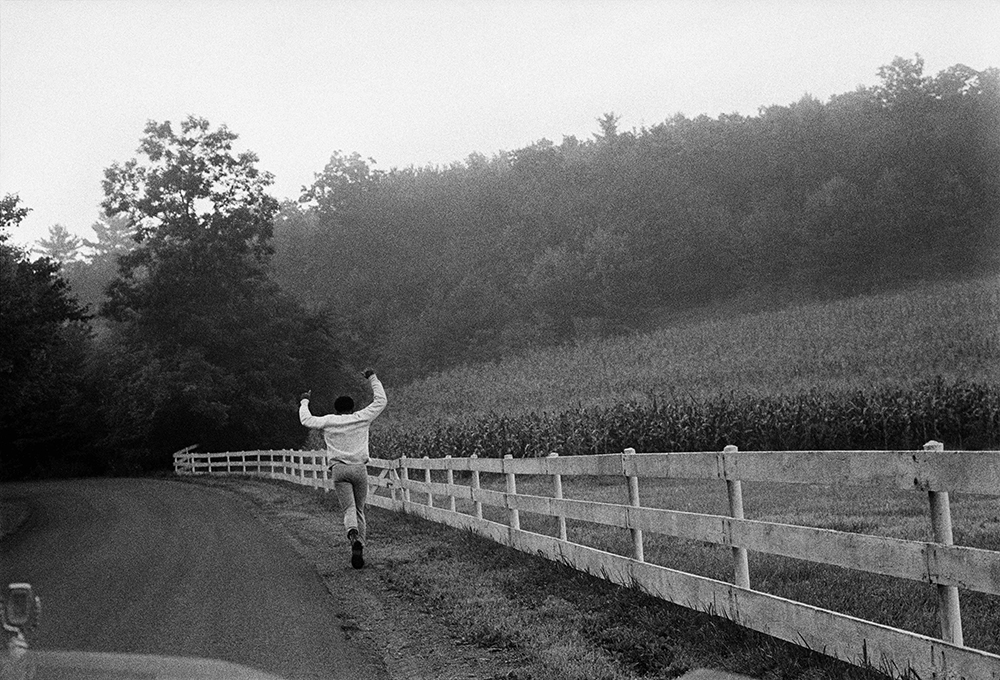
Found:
<box><xmin>548</xmin><ymin>452</ymin><xmax>567</xmax><ymax>541</ymax></box>
<box><xmin>724</xmin><ymin>445</ymin><xmax>751</xmax><ymax>589</ymax></box>
<box><xmin>423</xmin><ymin>456</ymin><xmax>434</xmax><ymax>507</ymax></box>
<box><xmin>388</xmin><ymin>461</ymin><xmax>399</xmax><ymax>503</ymax></box>
<box><xmin>445</xmin><ymin>455</ymin><xmax>456</xmax><ymax>512</ymax></box>
<box><xmin>322</xmin><ymin>454</ymin><xmax>329</xmax><ymax>493</ymax></box>
<box><xmin>400</xmin><ymin>456</ymin><xmax>411</xmax><ymax>504</ymax></box>
<box><xmin>624</xmin><ymin>448</ymin><xmax>644</xmax><ymax>562</ymax></box>
<box><xmin>470</xmin><ymin>454</ymin><xmax>483</xmax><ymax>520</ymax></box>
<box><xmin>504</xmin><ymin>454</ymin><xmax>519</xmax><ymax>531</ymax></box>
<box><xmin>924</xmin><ymin>440</ymin><xmax>963</xmax><ymax>646</ymax></box>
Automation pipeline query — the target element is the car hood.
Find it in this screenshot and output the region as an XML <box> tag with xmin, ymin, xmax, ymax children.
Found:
<box><xmin>28</xmin><ymin>650</ymin><xmax>287</xmax><ymax>680</ymax></box>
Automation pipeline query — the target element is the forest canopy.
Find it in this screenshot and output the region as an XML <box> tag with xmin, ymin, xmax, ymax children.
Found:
<box><xmin>270</xmin><ymin>56</ymin><xmax>1000</xmax><ymax>381</ymax></box>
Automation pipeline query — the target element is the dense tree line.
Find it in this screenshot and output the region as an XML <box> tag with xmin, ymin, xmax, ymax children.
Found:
<box><xmin>1</xmin><ymin>196</ymin><xmax>93</xmax><ymax>477</ymax></box>
<box><xmin>270</xmin><ymin>57</ymin><xmax>999</xmax><ymax>381</ymax></box>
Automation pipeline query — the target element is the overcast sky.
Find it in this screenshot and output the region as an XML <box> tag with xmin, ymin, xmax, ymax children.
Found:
<box><xmin>2</xmin><ymin>0</ymin><xmax>998</xmax><ymax>248</ymax></box>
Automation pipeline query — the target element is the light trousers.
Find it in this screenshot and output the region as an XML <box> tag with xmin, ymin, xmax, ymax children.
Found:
<box><xmin>330</xmin><ymin>462</ymin><xmax>368</xmax><ymax>543</ymax></box>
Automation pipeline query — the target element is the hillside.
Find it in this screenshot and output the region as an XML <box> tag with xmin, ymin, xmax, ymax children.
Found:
<box><xmin>379</xmin><ymin>275</ymin><xmax>999</xmax><ymax>433</ymax></box>
<box><xmin>273</xmin><ymin>59</ymin><xmax>1000</xmax><ymax>383</ymax></box>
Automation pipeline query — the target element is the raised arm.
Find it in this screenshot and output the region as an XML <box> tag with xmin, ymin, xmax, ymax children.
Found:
<box><xmin>299</xmin><ymin>396</ymin><xmax>337</xmax><ymax>429</ymax></box>
<box><xmin>357</xmin><ymin>372</ymin><xmax>387</xmax><ymax>420</ymax></box>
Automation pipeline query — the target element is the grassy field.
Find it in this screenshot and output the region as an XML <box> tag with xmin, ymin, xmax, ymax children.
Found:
<box><xmin>350</xmin><ymin>275</ymin><xmax>1000</xmax><ymax>677</ymax></box>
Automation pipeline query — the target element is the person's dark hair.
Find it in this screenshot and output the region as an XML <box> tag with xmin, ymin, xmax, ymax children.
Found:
<box><xmin>334</xmin><ymin>396</ymin><xmax>355</xmax><ymax>414</ymax></box>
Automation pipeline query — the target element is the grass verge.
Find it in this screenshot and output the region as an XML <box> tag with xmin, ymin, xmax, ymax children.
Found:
<box><xmin>355</xmin><ymin>502</ymin><xmax>896</xmax><ymax>680</ymax></box>
<box><xmin>386</xmin><ymin>471</ymin><xmax>1000</xmax><ymax>656</ymax></box>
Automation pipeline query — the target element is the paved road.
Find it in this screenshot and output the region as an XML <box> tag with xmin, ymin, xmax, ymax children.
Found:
<box><xmin>0</xmin><ymin>478</ymin><xmax>386</xmax><ymax>680</ymax></box>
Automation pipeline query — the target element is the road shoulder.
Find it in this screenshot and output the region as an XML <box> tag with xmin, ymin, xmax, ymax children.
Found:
<box><xmin>179</xmin><ymin>476</ymin><xmax>527</xmax><ymax>680</ymax></box>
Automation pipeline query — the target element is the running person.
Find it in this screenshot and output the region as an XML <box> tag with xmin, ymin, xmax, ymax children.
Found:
<box><xmin>299</xmin><ymin>369</ymin><xmax>387</xmax><ymax>568</ymax></box>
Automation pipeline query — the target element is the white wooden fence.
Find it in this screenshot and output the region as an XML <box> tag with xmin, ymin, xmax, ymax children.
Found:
<box><xmin>174</xmin><ymin>442</ymin><xmax>1000</xmax><ymax>680</ymax></box>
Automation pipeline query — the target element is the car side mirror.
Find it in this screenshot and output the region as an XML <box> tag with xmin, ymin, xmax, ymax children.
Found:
<box><xmin>3</xmin><ymin>584</ymin><xmax>39</xmax><ymax>631</ymax></box>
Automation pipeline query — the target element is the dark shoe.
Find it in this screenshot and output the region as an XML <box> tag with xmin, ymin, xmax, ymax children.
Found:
<box><xmin>347</xmin><ymin>528</ymin><xmax>358</xmax><ymax>543</ymax></box>
<box><xmin>351</xmin><ymin>539</ymin><xmax>365</xmax><ymax>569</ymax></box>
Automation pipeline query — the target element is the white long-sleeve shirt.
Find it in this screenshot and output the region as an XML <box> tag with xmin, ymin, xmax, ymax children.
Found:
<box><xmin>299</xmin><ymin>375</ymin><xmax>387</xmax><ymax>465</ymax></box>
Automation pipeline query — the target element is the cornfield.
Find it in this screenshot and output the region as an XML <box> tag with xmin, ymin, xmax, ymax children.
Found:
<box><xmin>372</xmin><ymin>378</ymin><xmax>1000</xmax><ymax>459</ymax></box>
<box><xmin>381</xmin><ymin>276</ymin><xmax>999</xmax><ymax>425</ymax></box>
<box><xmin>367</xmin><ymin>277</ymin><xmax>999</xmax><ymax>459</ymax></box>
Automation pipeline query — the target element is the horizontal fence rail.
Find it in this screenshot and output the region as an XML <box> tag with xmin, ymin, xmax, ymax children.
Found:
<box><xmin>174</xmin><ymin>443</ymin><xmax>1000</xmax><ymax>680</ymax></box>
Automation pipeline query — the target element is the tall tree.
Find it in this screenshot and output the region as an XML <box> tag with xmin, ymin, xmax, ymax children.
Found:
<box><xmin>98</xmin><ymin>117</ymin><xmax>349</xmax><ymax>465</ymax></box>
<box><xmin>61</xmin><ymin>212</ymin><xmax>138</xmax><ymax>312</ymax></box>
<box><xmin>34</xmin><ymin>224</ymin><xmax>82</xmax><ymax>263</ymax></box>
<box><xmin>83</xmin><ymin>212</ymin><xmax>136</xmax><ymax>262</ymax></box>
